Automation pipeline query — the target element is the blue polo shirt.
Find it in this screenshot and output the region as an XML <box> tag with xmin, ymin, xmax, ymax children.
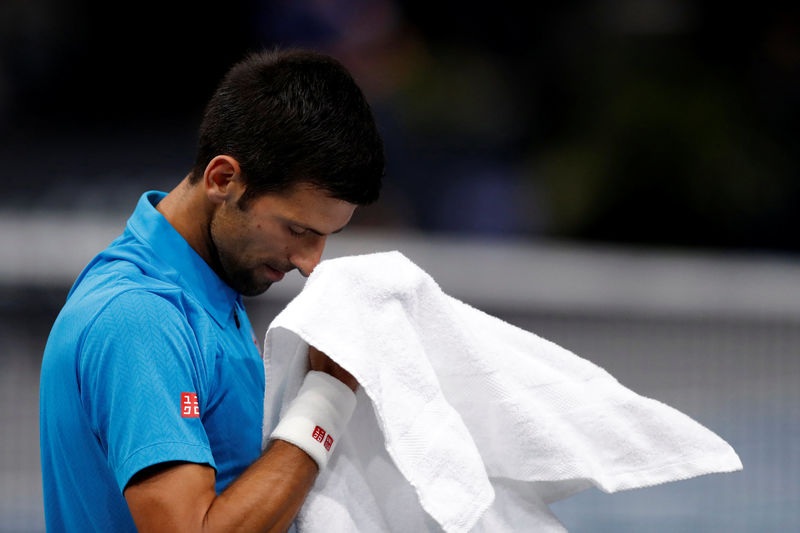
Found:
<box><xmin>40</xmin><ymin>191</ymin><xmax>265</xmax><ymax>532</ymax></box>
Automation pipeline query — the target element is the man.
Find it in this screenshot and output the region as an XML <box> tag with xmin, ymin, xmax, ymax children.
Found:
<box><xmin>39</xmin><ymin>49</ymin><xmax>384</xmax><ymax>532</ymax></box>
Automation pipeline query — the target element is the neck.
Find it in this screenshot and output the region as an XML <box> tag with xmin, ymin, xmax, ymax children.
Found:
<box><xmin>155</xmin><ymin>175</ymin><xmax>217</xmax><ymax>266</ymax></box>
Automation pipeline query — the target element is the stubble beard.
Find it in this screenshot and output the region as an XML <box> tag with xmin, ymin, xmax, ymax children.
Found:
<box><xmin>207</xmin><ymin>216</ymin><xmax>273</xmax><ymax>297</ymax></box>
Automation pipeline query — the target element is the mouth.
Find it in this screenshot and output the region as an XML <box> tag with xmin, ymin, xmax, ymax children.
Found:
<box><xmin>264</xmin><ymin>264</ymin><xmax>286</xmax><ymax>282</ymax></box>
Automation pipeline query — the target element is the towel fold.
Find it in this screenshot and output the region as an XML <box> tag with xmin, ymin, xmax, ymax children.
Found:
<box><xmin>262</xmin><ymin>251</ymin><xmax>742</xmax><ymax>532</ymax></box>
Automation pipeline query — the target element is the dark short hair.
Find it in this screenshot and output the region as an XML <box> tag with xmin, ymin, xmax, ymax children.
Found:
<box><xmin>191</xmin><ymin>49</ymin><xmax>384</xmax><ymax>206</ymax></box>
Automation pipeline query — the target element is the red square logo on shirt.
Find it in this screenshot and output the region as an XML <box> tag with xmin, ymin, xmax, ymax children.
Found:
<box><xmin>324</xmin><ymin>434</ymin><xmax>334</xmax><ymax>451</ymax></box>
<box><xmin>312</xmin><ymin>426</ymin><xmax>326</xmax><ymax>443</ymax></box>
<box><xmin>181</xmin><ymin>392</ymin><xmax>199</xmax><ymax>418</ymax></box>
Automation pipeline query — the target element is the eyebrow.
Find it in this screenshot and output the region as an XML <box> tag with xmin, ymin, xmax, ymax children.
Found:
<box><xmin>289</xmin><ymin>220</ymin><xmax>348</xmax><ymax>236</ymax></box>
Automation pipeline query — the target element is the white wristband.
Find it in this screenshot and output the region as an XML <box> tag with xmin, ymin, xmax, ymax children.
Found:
<box><xmin>270</xmin><ymin>370</ymin><xmax>357</xmax><ymax>469</ymax></box>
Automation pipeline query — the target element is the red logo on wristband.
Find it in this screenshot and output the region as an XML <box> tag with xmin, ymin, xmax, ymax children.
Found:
<box><xmin>324</xmin><ymin>434</ymin><xmax>334</xmax><ymax>451</ymax></box>
<box><xmin>312</xmin><ymin>425</ymin><xmax>326</xmax><ymax>442</ymax></box>
<box><xmin>181</xmin><ymin>393</ymin><xmax>199</xmax><ymax>418</ymax></box>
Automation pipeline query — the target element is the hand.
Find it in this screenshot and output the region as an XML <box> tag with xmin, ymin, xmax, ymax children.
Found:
<box><xmin>308</xmin><ymin>345</ymin><xmax>358</xmax><ymax>392</ymax></box>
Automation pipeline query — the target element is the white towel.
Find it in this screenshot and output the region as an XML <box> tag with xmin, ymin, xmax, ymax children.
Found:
<box><xmin>262</xmin><ymin>251</ymin><xmax>742</xmax><ymax>532</ymax></box>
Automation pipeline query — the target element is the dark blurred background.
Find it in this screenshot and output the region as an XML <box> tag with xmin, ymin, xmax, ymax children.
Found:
<box><xmin>2</xmin><ymin>1</ymin><xmax>799</xmax><ymax>532</ymax></box>
<box><xmin>2</xmin><ymin>0</ymin><xmax>798</xmax><ymax>250</ymax></box>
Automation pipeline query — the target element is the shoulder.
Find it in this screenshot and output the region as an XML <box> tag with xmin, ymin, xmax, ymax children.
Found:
<box><xmin>71</xmin><ymin>261</ymin><xmax>211</xmax><ymax>342</ymax></box>
<box><xmin>79</xmin><ymin>288</ymin><xmax>217</xmax><ymax>376</ymax></box>
<box><xmin>93</xmin><ymin>288</ymin><xmax>188</xmax><ymax>329</ymax></box>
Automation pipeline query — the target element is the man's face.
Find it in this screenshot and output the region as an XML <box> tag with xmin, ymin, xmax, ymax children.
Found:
<box><xmin>208</xmin><ymin>183</ymin><xmax>357</xmax><ymax>296</ymax></box>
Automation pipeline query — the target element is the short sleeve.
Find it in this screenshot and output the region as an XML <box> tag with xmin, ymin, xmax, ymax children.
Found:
<box><xmin>78</xmin><ymin>289</ymin><xmax>217</xmax><ymax>491</ymax></box>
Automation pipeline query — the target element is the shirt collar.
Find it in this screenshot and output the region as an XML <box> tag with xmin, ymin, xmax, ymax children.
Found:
<box><xmin>126</xmin><ymin>191</ymin><xmax>240</xmax><ymax>328</ymax></box>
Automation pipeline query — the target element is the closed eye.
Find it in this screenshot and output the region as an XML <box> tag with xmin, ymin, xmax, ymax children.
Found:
<box><xmin>288</xmin><ymin>225</ymin><xmax>307</xmax><ymax>237</ymax></box>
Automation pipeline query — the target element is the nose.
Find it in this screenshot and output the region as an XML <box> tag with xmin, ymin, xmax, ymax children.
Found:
<box><xmin>289</xmin><ymin>236</ymin><xmax>327</xmax><ymax>277</ymax></box>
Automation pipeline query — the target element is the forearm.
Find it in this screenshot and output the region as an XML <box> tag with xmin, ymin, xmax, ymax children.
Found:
<box><xmin>126</xmin><ymin>350</ymin><xmax>356</xmax><ymax>533</ymax></box>
<box><xmin>202</xmin><ymin>440</ymin><xmax>318</xmax><ymax>533</ymax></box>
<box><xmin>126</xmin><ymin>440</ymin><xmax>318</xmax><ymax>533</ymax></box>
<box><xmin>202</xmin><ymin>355</ymin><xmax>357</xmax><ymax>532</ymax></box>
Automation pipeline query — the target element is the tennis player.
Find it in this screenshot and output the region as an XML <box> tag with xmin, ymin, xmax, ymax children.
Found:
<box><xmin>39</xmin><ymin>48</ymin><xmax>384</xmax><ymax>532</ymax></box>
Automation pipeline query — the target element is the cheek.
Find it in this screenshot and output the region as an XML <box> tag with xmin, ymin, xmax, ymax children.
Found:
<box><xmin>246</xmin><ymin>226</ymin><xmax>289</xmax><ymax>257</ymax></box>
<box><xmin>252</xmin><ymin>224</ymin><xmax>286</xmax><ymax>252</ymax></box>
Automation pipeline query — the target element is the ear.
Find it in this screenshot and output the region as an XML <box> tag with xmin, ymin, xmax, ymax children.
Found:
<box><xmin>203</xmin><ymin>155</ymin><xmax>243</xmax><ymax>205</ymax></box>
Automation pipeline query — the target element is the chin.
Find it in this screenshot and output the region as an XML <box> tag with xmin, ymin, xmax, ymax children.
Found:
<box><xmin>225</xmin><ymin>270</ymin><xmax>273</xmax><ymax>297</ymax></box>
<box><xmin>240</xmin><ymin>281</ymin><xmax>273</xmax><ymax>297</ymax></box>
